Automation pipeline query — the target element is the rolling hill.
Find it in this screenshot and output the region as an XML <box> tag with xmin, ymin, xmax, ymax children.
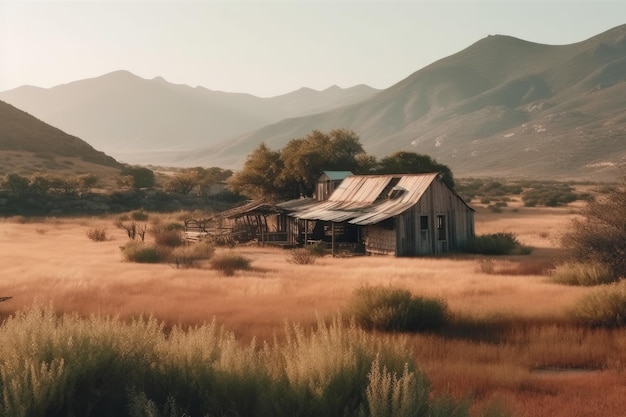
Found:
<box><xmin>0</xmin><ymin>71</ymin><xmax>379</xmax><ymax>163</ymax></box>
<box><xmin>0</xmin><ymin>100</ymin><xmax>121</xmax><ymax>180</ymax></box>
<box><xmin>182</xmin><ymin>24</ymin><xmax>626</xmax><ymax>181</ymax></box>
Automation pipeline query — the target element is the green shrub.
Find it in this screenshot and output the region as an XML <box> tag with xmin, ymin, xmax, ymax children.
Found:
<box><xmin>170</xmin><ymin>242</ymin><xmax>215</xmax><ymax>268</ymax></box>
<box><xmin>549</xmin><ymin>262</ymin><xmax>617</xmax><ymax>286</ymax></box>
<box><xmin>121</xmin><ymin>241</ymin><xmax>168</xmax><ymax>263</ymax></box>
<box><xmin>86</xmin><ymin>227</ymin><xmax>109</xmax><ymax>242</ymax></box>
<box><xmin>572</xmin><ymin>281</ymin><xmax>626</xmax><ymax>327</ymax></box>
<box><xmin>347</xmin><ymin>286</ymin><xmax>449</xmax><ymax>332</ymax></box>
<box><xmin>210</xmin><ymin>252</ymin><xmax>251</xmax><ymax>276</ymax></box>
<box><xmin>466</xmin><ymin>232</ymin><xmax>530</xmax><ymax>255</ymax></box>
<box><xmin>287</xmin><ymin>248</ymin><xmax>316</xmax><ymax>265</ymax></box>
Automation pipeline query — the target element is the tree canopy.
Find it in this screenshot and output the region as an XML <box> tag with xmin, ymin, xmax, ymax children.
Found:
<box><xmin>374</xmin><ymin>151</ymin><xmax>455</xmax><ymax>189</ymax></box>
<box><xmin>229</xmin><ymin>129</ymin><xmax>455</xmax><ymax>200</ymax></box>
<box><xmin>166</xmin><ymin>167</ymin><xmax>233</xmax><ymax>194</ymax></box>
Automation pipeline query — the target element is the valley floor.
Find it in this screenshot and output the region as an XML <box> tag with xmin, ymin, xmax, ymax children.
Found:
<box><xmin>1</xmin><ymin>203</ymin><xmax>624</xmax><ymax>417</ymax></box>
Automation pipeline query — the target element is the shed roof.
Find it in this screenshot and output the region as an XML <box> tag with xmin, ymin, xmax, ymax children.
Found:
<box><xmin>278</xmin><ymin>173</ymin><xmax>459</xmax><ymax>225</ymax></box>
<box><xmin>322</xmin><ymin>171</ymin><xmax>353</xmax><ymax>181</ymax></box>
<box><xmin>218</xmin><ymin>200</ymin><xmax>284</xmax><ymax>219</ymax></box>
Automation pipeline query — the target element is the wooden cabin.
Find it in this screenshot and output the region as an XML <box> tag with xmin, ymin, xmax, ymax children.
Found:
<box><xmin>278</xmin><ymin>173</ymin><xmax>475</xmax><ymax>256</ymax></box>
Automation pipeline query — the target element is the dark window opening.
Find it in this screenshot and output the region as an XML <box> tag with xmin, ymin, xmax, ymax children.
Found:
<box><xmin>420</xmin><ymin>215</ymin><xmax>429</xmax><ymax>230</ymax></box>
<box><xmin>437</xmin><ymin>215</ymin><xmax>446</xmax><ymax>241</ymax></box>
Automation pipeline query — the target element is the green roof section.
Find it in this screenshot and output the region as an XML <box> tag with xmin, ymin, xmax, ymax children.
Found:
<box><xmin>323</xmin><ymin>171</ymin><xmax>353</xmax><ymax>181</ymax></box>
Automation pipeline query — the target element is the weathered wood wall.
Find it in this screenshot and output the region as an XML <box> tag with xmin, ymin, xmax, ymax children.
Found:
<box><xmin>395</xmin><ymin>178</ymin><xmax>474</xmax><ymax>256</ymax></box>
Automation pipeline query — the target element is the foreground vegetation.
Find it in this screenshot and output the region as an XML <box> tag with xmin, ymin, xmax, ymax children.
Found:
<box><xmin>0</xmin><ymin>307</ymin><xmax>507</xmax><ymax>417</ymax></box>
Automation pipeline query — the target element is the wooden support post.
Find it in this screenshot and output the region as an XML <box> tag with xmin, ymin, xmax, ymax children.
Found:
<box><xmin>304</xmin><ymin>219</ymin><xmax>308</xmax><ymax>246</ymax></box>
<box><xmin>331</xmin><ymin>222</ymin><xmax>335</xmax><ymax>257</ymax></box>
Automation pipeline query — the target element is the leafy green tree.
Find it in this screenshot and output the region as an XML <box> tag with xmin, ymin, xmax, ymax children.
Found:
<box><xmin>229</xmin><ymin>143</ymin><xmax>286</xmax><ymax>200</ymax></box>
<box><xmin>280</xmin><ymin>129</ymin><xmax>366</xmax><ymax>197</ymax></box>
<box><xmin>120</xmin><ymin>166</ymin><xmax>155</xmax><ymax>189</ymax></box>
<box><xmin>374</xmin><ymin>151</ymin><xmax>455</xmax><ymax>189</ymax></box>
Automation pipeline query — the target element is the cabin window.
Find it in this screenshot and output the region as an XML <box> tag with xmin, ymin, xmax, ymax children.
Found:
<box><xmin>437</xmin><ymin>215</ymin><xmax>446</xmax><ymax>241</ymax></box>
<box><xmin>420</xmin><ymin>215</ymin><xmax>429</xmax><ymax>230</ymax></box>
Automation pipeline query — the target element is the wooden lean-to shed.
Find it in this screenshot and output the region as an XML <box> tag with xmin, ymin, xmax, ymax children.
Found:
<box><xmin>315</xmin><ymin>171</ymin><xmax>353</xmax><ymax>201</ymax></box>
<box><xmin>278</xmin><ymin>173</ymin><xmax>475</xmax><ymax>256</ymax></box>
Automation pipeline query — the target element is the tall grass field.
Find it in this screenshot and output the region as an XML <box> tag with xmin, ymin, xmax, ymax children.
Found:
<box><xmin>1</xmin><ymin>202</ymin><xmax>625</xmax><ymax>416</ymax></box>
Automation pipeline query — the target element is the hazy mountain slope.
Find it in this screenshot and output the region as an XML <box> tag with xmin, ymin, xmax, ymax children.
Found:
<box><xmin>189</xmin><ymin>24</ymin><xmax>626</xmax><ymax>180</ymax></box>
<box><xmin>0</xmin><ymin>100</ymin><xmax>119</xmax><ymax>165</ymax></box>
<box><xmin>0</xmin><ymin>100</ymin><xmax>122</xmax><ymax>183</ymax></box>
<box><xmin>0</xmin><ymin>71</ymin><xmax>379</xmax><ymax>159</ymax></box>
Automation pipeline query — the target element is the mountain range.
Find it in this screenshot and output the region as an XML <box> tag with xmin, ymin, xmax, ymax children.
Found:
<box><xmin>0</xmin><ymin>71</ymin><xmax>378</xmax><ymax>163</ymax></box>
<box><xmin>2</xmin><ymin>24</ymin><xmax>626</xmax><ymax>181</ymax></box>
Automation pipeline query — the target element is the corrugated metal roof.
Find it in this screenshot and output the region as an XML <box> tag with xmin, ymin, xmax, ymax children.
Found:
<box><xmin>279</xmin><ymin>173</ymin><xmax>440</xmax><ymax>225</ymax></box>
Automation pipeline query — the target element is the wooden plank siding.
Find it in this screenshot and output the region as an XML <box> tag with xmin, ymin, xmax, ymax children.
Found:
<box><xmin>395</xmin><ymin>179</ymin><xmax>474</xmax><ymax>256</ymax></box>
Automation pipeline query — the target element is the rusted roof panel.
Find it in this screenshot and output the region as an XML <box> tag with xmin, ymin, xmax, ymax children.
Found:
<box><xmin>281</xmin><ymin>173</ymin><xmax>440</xmax><ymax>225</ymax></box>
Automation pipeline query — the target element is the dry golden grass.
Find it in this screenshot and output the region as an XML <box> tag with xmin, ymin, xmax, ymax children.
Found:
<box><xmin>1</xmin><ymin>205</ymin><xmax>625</xmax><ymax>417</ymax></box>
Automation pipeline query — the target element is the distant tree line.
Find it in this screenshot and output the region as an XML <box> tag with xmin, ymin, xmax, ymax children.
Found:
<box><xmin>229</xmin><ymin>128</ymin><xmax>454</xmax><ymax>200</ymax></box>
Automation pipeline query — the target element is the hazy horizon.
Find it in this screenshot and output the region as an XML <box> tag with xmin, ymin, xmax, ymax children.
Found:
<box><xmin>1</xmin><ymin>1</ymin><xmax>625</xmax><ymax>97</ymax></box>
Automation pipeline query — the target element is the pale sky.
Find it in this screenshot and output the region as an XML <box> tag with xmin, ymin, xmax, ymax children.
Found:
<box><xmin>1</xmin><ymin>0</ymin><xmax>625</xmax><ymax>97</ymax></box>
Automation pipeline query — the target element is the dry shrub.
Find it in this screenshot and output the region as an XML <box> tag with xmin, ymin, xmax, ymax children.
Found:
<box><xmin>476</xmin><ymin>258</ymin><xmax>496</xmax><ymax>274</ymax></box>
<box><xmin>86</xmin><ymin>227</ymin><xmax>109</xmax><ymax>242</ymax></box>
<box><xmin>476</xmin><ymin>259</ymin><xmax>552</xmax><ymax>276</ymax></box>
<box><xmin>550</xmin><ymin>262</ymin><xmax>616</xmax><ymax>286</ymax></box>
<box><xmin>287</xmin><ymin>248</ymin><xmax>316</xmax><ymax>265</ymax></box>
<box><xmin>347</xmin><ymin>285</ymin><xmax>449</xmax><ymax>332</ymax></box>
<box><xmin>130</xmin><ymin>210</ymin><xmax>149</xmax><ymax>221</ymax></box>
<box><xmin>210</xmin><ymin>252</ymin><xmax>251</xmax><ymax>276</ymax></box>
<box><xmin>572</xmin><ymin>281</ymin><xmax>626</xmax><ymax>327</ymax></box>
<box><xmin>153</xmin><ymin>229</ymin><xmax>186</xmax><ymax>248</ymax></box>
<box><xmin>121</xmin><ymin>241</ymin><xmax>170</xmax><ymax>263</ymax></box>
<box><xmin>170</xmin><ymin>242</ymin><xmax>215</xmax><ymax>268</ymax></box>
<box><xmin>115</xmin><ymin>221</ymin><xmax>147</xmax><ymax>241</ymax></box>
<box><xmin>560</xmin><ymin>180</ymin><xmax>626</xmax><ymax>278</ymax></box>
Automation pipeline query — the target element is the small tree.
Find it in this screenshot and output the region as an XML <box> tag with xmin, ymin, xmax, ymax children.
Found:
<box><xmin>120</xmin><ymin>165</ymin><xmax>155</xmax><ymax>189</ymax></box>
<box><xmin>1</xmin><ymin>173</ymin><xmax>30</xmax><ymax>195</ymax></box>
<box><xmin>561</xmin><ymin>179</ymin><xmax>626</xmax><ymax>278</ymax></box>
<box><xmin>165</xmin><ymin>170</ymin><xmax>198</xmax><ymax>194</ymax></box>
